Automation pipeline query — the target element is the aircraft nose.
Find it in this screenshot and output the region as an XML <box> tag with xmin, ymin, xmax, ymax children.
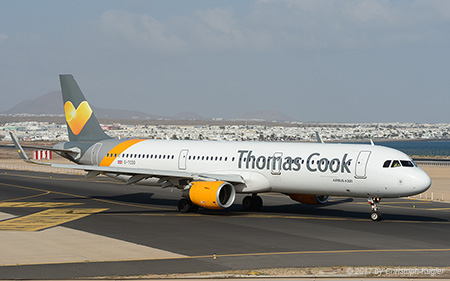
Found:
<box><xmin>414</xmin><ymin>169</ymin><xmax>432</xmax><ymax>194</ymax></box>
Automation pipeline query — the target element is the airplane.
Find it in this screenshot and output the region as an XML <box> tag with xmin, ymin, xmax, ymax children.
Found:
<box><xmin>10</xmin><ymin>74</ymin><xmax>432</xmax><ymax>221</ymax></box>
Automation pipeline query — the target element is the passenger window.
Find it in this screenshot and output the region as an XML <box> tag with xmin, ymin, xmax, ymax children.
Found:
<box><xmin>391</xmin><ymin>160</ymin><xmax>401</xmax><ymax>168</ymax></box>
<box><xmin>383</xmin><ymin>160</ymin><xmax>391</xmax><ymax>168</ymax></box>
<box><xmin>401</xmin><ymin>160</ymin><xmax>414</xmax><ymax>167</ymax></box>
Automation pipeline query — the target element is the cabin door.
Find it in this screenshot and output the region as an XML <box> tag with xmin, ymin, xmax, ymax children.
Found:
<box><xmin>271</xmin><ymin>152</ymin><xmax>283</xmax><ymax>175</ymax></box>
<box><xmin>355</xmin><ymin>151</ymin><xmax>371</xmax><ymax>179</ymax></box>
<box><xmin>178</xmin><ymin>149</ymin><xmax>189</xmax><ymax>170</ymax></box>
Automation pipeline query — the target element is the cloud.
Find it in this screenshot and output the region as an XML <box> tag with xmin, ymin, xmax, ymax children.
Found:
<box><xmin>98</xmin><ymin>1</ymin><xmax>450</xmax><ymax>53</ymax></box>
<box><xmin>100</xmin><ymin>10</ymin><xmax>186</xmax><ymax>52</ymax></box>
<box><xmin>0</xmin><ymin>33</ymin><xmax>7</xmax><ymax>45</ymax></box>
<box><xmin>99</xmin><ymin>8</ymin><xmax>271</xmax><ymax>52</ymax></box>
<box><xmin>189</xmin><ymin>7</ymin><xmax>270</xmax><ymax>50</ymax></box>
<box><xmin>193</xmin><ymin>8</ymin><xmax>244</xmax><ymax>49</ymax></box>
<box><xmin>252</xmin><ymin>0</ymin><xmax>450</xmax><ymax>49</ymax></box>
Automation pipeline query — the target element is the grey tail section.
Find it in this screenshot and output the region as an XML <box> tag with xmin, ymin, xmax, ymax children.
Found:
<box><xmin>59</xmin><ymin>74</ymin><xmax>111</xmax><ymax>142</ymax></box>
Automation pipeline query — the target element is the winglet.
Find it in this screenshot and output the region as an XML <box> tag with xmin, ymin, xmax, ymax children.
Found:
<box><xmin>10</xmin><ymin>132</ymin><xmax>29</xmax><ymax>161</ymax></box>
<box><xmin>9</xmin><ymin>132</ymin><xmax>50</xmax><ymax>165</ymax></box>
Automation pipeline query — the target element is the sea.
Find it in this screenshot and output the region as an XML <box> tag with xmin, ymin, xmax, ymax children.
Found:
<box><xmin>372</xmin><ymin>140</ymin><xmax>450</xmax><ymax>156</ymax></box>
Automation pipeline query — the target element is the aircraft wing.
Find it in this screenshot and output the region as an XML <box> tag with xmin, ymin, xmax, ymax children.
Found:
<box><xmin>51</xmin><ymin>163</ymin><xmax>245</xmax><ymax>185</ymax></box>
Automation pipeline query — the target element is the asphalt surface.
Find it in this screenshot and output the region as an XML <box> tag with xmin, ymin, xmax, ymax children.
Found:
<box><xmin>0</xmin><ymin>169</ymin><xmax>449</xmax><ymax>279</ymax></box>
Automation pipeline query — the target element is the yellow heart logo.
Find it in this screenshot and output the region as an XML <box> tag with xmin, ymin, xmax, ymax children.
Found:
<box><xmin>64</xmin><ymin>101</ymin><xmax>93</xmax><ymax>135</ymax></box>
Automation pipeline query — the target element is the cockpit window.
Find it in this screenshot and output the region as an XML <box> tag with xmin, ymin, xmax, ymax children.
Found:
<box><xmin>400</xmin><ymin>160</ymin><xmax>414</xmax><ymax>167</ymax></box>
<box><xmin>384</xmin><ymin>159</ymin><xmax>416</xmax><ymax>168</ymax></box>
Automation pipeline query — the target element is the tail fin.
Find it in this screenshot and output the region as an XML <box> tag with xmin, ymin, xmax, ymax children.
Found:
<box><xmin>59</xmin><ymin>74</ymin><xmax>111</xmax><ymax>142</ymax></box>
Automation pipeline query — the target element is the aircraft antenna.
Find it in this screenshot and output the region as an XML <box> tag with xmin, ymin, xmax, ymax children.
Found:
<box><xmin>315</xmin><ymin>131</ymin><xmax>324</xmax><ymax>143</ymax></box>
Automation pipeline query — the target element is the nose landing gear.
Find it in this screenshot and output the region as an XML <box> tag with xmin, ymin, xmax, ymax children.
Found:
<box><xmin>368</xmin><ymin>197</ymin><xmax>382</xmax><ymax>221</ymax></box>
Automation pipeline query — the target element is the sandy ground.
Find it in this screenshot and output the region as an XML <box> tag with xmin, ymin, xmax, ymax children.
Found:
<box><xmin>417</xmin><ymin>165</ymin><xmax>450</xmax><ymax>201</ymax></box>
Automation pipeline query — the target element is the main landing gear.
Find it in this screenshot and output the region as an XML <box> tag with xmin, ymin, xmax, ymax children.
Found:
<box><xmin>242</xmin><ymin>194</ymin><xmax>263</xmax><ymax>211</ymax></box>
<box><xmin>178</xmin><ymin>198</ymin><xmax>198</xmax><ymax>213</ymax></box>
<box><xmin>368</xmin><ymin>197</ymin><xmax>382</xmax><ymax>221</ymax></box>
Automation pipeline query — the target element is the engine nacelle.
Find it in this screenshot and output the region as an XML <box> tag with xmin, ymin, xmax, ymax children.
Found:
<box><xmin>289</xmin><ymin>194</ymin><xmax>330</xmax><ymax>205</ymax></box>
<box><xmin>188</xmin><ymin>181</ymin><xmax>236</xmax><ymax>209</ymax></box>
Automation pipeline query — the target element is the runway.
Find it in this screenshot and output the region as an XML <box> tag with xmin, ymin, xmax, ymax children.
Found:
<box><xmin>0</xmin><ymin>169</ymin><xmax>449</xmax><ymax>279</ymax></box>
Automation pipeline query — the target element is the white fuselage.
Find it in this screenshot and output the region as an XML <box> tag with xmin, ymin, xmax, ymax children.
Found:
<box><xmin>90</xmin><ymin>139</ymin><xmax>431</xmax><ymax>198</ymax></box>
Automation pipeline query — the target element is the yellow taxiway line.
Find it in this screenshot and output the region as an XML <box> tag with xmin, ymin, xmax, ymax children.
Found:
<box><xmin>0</xmin><ymin>202</ymin><xmax>83</xmax><ymax>208</ymax></box>
<box><xmin>0</xmin><ymin>208</ymin><xmax>108</xmax><ymax>231</ymax></box>
<box><xmin>0</xmin><ymin>247</ymin><xmax>449</xmax><ymax>267</ymax></box>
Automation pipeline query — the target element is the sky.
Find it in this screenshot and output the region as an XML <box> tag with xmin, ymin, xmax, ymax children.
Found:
<box><xmin>0</xmin><ymin>0</ymin><xmax>449</xmax><ymax>123</ymax></box>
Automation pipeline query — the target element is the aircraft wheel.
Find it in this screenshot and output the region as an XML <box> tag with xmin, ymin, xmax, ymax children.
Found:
<box><xmin>242</xmin><ymin>195</ymin><xmax>263</xmax><ymax>211</ymax></box>
<box><xmin>242</xmin><ymin>196</ymin><xmax>253</xmax><ymax>211</ymax></box>
<box><xmin>254</xmin><ymin>195</ymin><xmax>263</xmax><ymax>211</ymax></box>
<box><xmin>178</xmin><ymin>198</ymin><xmax>196</xmax><ymax>213</ymax></box>
<box><xmin>370</xmin><ymin>211</ymin><xmax>382</xmax><ymax>221</ymax></box>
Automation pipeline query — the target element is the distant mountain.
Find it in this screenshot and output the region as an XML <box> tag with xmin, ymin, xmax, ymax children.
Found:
<box><xmin>238</xmin><ymin>110</ymin><xmax>297</xmax><ymax>122</ymax></box>
<box><xmin>174</xmin><ymin>112</ymin><xmax>205</xmax><ymax>120</ymax></box>
<box><xmin>2</xmin><ymin>92</ymin><xmax>298</xmax><ymax>123</ymax></box>
<box><xmin>92</xmin><ymin>107</ymin><xmax>162</xmax><ymax>120</ymax></box>
<box><xmin>2</xmin><ymin>91</ymin><xmax>64</xmax><ymax>115</ymax></box>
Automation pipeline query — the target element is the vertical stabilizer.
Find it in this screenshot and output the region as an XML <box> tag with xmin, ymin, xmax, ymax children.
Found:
<box><xmin>59</xmin><ymin>74</ymin><xmax>111</xmax><ymax>142</ymax></box>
